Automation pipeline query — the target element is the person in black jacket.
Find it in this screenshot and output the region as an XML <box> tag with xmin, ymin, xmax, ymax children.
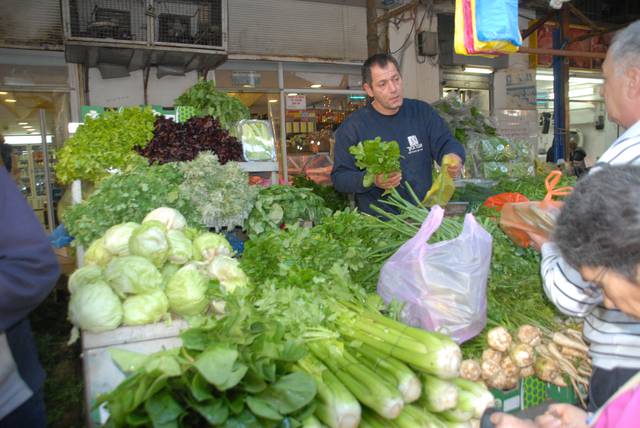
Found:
<box><xmin>331</xmin><ymin>54</ymin><xmax>465</xmax><ymax>216</ymax></box>
<box><xmin>0</xmin><ymin>166</ymin><xmax>60</xmax><ymax>427</ymax></box>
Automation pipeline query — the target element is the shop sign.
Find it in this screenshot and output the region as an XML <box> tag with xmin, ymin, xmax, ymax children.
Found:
<box><xmin>286</xmin><ymin>95</ymin><xmax>307</xmax><ymax>110</ymax></box>
<box><xmin>505</xmin><ymin>69</ymin><xmax>537</xmax><ymax>110</ymax></box>
<box><xmin>231</xmin><ymin>71</ymin><xmax>261</xmax><ymax>87</ymax></box>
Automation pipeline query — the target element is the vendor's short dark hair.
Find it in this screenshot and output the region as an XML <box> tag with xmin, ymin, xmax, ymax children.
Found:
<box><xmin>362</xmin><ymin>53</ymin><xmax>401</xmax><ymax>87</ymax></box>
<box><xmin>554</xmin><ymin>165</ymin><xmax>640</xmax><ymax>282</ymax></box>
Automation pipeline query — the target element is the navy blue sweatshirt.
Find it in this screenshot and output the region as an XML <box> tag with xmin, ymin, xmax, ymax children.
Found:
<box><xmin>0</xmin><ymin>167</ymin><xmax>59</xmax><ymax>418</ymax></box>
<box><xmin>331</xmin><ymin>99</ymin><xmax>465</xmax><ymax>216</ymax></box>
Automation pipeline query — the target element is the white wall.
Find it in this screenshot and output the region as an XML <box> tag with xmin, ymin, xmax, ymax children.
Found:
<box><xmin>88</xmin><ymin>68</ymin><xmax>198</xmax><ymax>107</ymax></box>
<box><xmin>388</xmin><ymin>5</ymin><xmax>440</xmax><ymax>102</ymax></box>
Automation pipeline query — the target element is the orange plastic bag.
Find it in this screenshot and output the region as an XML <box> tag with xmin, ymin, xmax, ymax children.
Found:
<box><xmin>483</xmin><ymin>192</ymin><xmax>529</xmax><ymax>212</ymax></box>
<box><xmin>499</xmin><ymin>171</ymin><xmax>573</xmax><ymax>248</ymax></box>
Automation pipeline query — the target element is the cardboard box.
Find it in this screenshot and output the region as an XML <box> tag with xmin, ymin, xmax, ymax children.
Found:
<box><xmin>54</xmin><ymin>246</ymin><xmax>76</xmax><ymax>275</ymax></box>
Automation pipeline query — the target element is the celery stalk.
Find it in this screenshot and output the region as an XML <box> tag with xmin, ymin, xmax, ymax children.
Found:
<box><xmin>421</xmin><ymin>374</ymin><xmax>459</xmax><ymax>413</ymax></box>
<box><xmin>355</xmin><ymin>344</ymin><xmax>422</xmax><ymax>403</ymax></box>
<box><xmin>307</xmin><ymin>340</ymin><xmax>404</xmax><ymax>420</ymax></box>
<box><xmin>296</xmin><ymin>354</ymin><xmax>361</xmax><ymax>428</ymax></box>
<box><xmin>451</xmin><ymin>378</ymin><xmax>495</xmax><ymax>419</ymax></box>
<box><xmin>394</xmin><ymin>405</ymin><xmax>447</xmax><ymax>428</ymax></box>
<box><xmin>336</xmin><ymin>308</ymin><xmax>462</xmax><ymax>378</ymax></box>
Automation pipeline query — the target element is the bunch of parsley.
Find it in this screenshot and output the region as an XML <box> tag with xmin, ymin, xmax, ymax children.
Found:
<box><xmin>348</xmin><ymin>137</ymin><xmax>401</xmax><ymax>191</ymax></box>
<box><xmin>63</xmin><ymin>163</ymin><xmax>200</xmax><ymax>247</ymax></box>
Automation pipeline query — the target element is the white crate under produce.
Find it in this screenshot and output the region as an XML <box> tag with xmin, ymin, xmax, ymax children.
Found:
<box><xmin>82</xmin><ymin>319</ymin><xmax>189</xmax><ymax>427</ymax></box>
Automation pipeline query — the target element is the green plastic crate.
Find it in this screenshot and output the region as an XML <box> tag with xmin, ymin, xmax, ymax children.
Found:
<box><xmin>176</xmin><ymin>105</ymin><xmax>199</xmax><ymax>123</ymax></box>
<box><xmin>491</xmin><ymin>385</ymin><xmax>522</xmax><ymax>413</ymax></box>
<box><xmin>492</xmin><ymin>377</ymin><xmax>580</xmax><ymax>413</ymax></box>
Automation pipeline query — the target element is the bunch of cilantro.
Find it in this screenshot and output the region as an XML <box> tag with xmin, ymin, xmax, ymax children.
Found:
<box><xmin>56</xmin><ymin>107</ymin><xmax>155</xmax><ymax>184</ymax></box>
<box><xmin>348</xmin><ymin>136</ymin><xmax>401</xmax><ymax>191</ymax></box>
<box><xmin>63</xmin><ymin>163</ymin><xmax>200</xmax><ymax>247</ymax></box>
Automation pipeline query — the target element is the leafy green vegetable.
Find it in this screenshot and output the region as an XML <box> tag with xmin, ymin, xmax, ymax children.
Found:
<box><xmin>67</xmin><ymin>265</ymin><xmax>103</xmax><ymax>294</ymax></box>
<box><xmin>291</xmin><ymin>175</ymin><xmax>350</xmax><ymax>213</ymax></box>
<box><xmin>128</xmin><ymin>221</ymin><xmax>169</xmax><ymax>268</ymax></box>
<box><xmin>179</xmin><ymin>152</ymin><xmax>258</xmax><ymax>230</ymax></box>
<box><xmin>63</xmin><ymin>163</ymin><xmax>201</xmax><ymax>247</ymax></box>
<box><xmin>245</xmin><ymin>185</ymin><xmax>331</xmax><ymax>237</ymax></box>
<box><xmin>103</xmin><ymin>222</ymin><xmax>139</xmax><ymax>257</ymax></box>
<box><xmin>68</xmin><ymin>281</ymin><xmax>123</xmax><ymax>333</ymax></box>
<box><xmin>175</xmin><ymin>80</ymin><xmax>250</xmax><ymax>132</ymax></box>
<box><xmin>56</xmin><ymin>107</ymin><xmax>155</xmax><ymax>184</ymax></box>
<box><xmin>97</xmin><ymin>293</ymin><xmax>317</xmax><ymax>427</ymax></box>
<box><xmin>122</xmin><ymin>290</ymin><xmax>169</xmax><ymax>326</ymax></box>
<box><xmin>104</xmin><ymin>256</ymin><xmax>163</xmax><ymax>298</ymax></box>
<box><xmin>164</xmin><ymin>264</ymin><xmax>209</xmax><ymax>316</ymax></box>
<box><xmin>238</xmin><ymin>120</ymin><xmax>276</xmax><ymax>161</ymax></box>
<box><xmin>83</xmin><ymin>237</ymin><xmax>112</xmax><ymax>267</ymax></box>
<box><xmin>348</xmin><ymin>137</ymin><xmax>401</xmax><ymax>191</ymax></box>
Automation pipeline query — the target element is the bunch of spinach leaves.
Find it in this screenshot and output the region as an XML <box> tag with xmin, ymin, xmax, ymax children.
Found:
<box><xmin>245</xmin><ymin>186</ymin><xmax>331</xmax><ymax>238</ymax></box>
<box><xmin>98</xmin><ymin>294</ymin><xmax>316</xmax><ymax>428</ymax></box>
<box><xmin>291</xmin><ymin>175</ymin><xmax>350</xmax><ymax>213</ymax></box>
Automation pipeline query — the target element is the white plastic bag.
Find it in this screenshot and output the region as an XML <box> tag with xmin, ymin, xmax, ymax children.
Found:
<box><xmin>377</xmin><ymin>206</ymin><xmax>492</xmax><ymax>343</ymax></box>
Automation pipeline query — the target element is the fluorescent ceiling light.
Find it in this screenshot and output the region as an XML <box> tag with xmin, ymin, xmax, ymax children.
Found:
<box><xmin>570</xmin><ymin>77</ymin><xmax>603</xmax><ymax>84</ymax></box>
<box><xmin>22</xmin><ymin>125</ymin><xmax>31</xmax><ymax>129</ymax></box>
<box><xmin>5</xmin><ymin>135</ymin><xmax>53</xmax><ymax>145</ymax></box>
<box><xmin>4</xmin><ymin>99</ymin><xmax>17</xmax><ymax>103</ymax></box>
<box><xmin>463</xmin><ymin>67</ymin><xmax>493</xmax><ymax>74</ymax></box>
<box><xmin>268</xmin><ymin>99</ymin><xmax>278</xmax><ymax>103</ymax></box>
<box><xmin>569</xmin><ymin>87</ymin><xmax>594</xmax><ymax>97</ymax></box>
<box><xmin>0</xmin><ymin>92</ymin><xmax>8</xmax><ymax>95</ymax></box>
<box><xmin>310</xmin><ymin>84</ymin><xmax>322</xmax><ymax>88</ymax></box>
<box><xmin>18</xmin><ymin>122</ymin><xmax>28</xmax><ymax>125</ymax></box>
<box><xmin>287</xmin><ymin>93</ymin><xmax>298</xmax><ymax>97</ymax></box>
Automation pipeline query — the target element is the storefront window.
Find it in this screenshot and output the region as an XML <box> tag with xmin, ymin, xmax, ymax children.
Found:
<box><xmin>284</xmin><ymin>71</ymin><xmax>362</xmax><ymax>90</ymax></box>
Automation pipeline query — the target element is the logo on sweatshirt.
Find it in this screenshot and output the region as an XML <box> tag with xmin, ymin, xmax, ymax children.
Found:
<box><xmin>407</xmin><ymin>135</ymin><xmax>423</xmax><ymax>154</ymax></box>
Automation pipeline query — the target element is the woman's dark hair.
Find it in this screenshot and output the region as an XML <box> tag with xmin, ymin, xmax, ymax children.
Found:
<box><xmin>554</xmin><ymin>165</ymin><xmax>640</xmax><ymax>282</ymax></box>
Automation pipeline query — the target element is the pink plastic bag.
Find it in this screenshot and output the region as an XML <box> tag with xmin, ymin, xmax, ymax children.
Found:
<box><xmin>377</xmin><ymin>206</ymin><xmax>493</xmax><ymax>343</ymax></box>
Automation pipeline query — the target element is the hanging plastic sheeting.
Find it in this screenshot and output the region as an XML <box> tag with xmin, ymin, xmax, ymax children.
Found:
<box><xmin>454</xmin><ymin>0</ymin><xmax>520</xmax><ymax>56</ymax></box>
<box><xmin>475</xmin><ymin>0</ymin><xmax>522</xmax><ymax>47</ymax></box>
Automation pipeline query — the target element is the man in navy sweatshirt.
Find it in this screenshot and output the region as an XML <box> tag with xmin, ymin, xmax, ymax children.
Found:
<box><xmin>0</xmin><ymin>167</ymin><xmax>59</xmax><ymax>427</ymax></box>
<box><xmin>331</xmin><ymin>53</ymin><xmax>465</xmax><ymax>216</ymax></box>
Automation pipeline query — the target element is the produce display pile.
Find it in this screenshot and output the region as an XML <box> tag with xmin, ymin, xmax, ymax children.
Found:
<box><xmin>56</xmin><ymin>94</ymin><xmax>587</xmax><ymax>426</ymax></box>
<box><xmin>55</xmin><ymin>81</ymin><xmax>251</xmax><ymax>189</ymax></box>
<box><xmin>433</xmin><ymin>95</ymin><xmax>533</xmax><ymax>179</ymax></box>
<box><xmin>460</xmin><ymin>325</ymin><xmax>591</xmax><ymax>401</ymax></box>
<box><xmin>63</xmin><ymin>153</ymin><xmax>254</xmax><ymax>246</ymax></box>
<box><xmin>55</xmin><ymin>107</ymin><xmax>155</xmax><ymax>184</ymax></box>
<box><xmin>135</xmin><ymin>116</ymin><xmax>243</xmax><ymax>165</ymax></box>
<box><xmin>67</xmin><ymin>207</ymin><xmax>248</xmax><ymax>341</ymax></box>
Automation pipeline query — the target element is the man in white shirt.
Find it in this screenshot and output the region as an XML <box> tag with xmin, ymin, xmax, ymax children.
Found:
<box><xmin>532</xmin><ymin>19</ymin><xmax>640</xmax><ymax>412</ymax></box>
